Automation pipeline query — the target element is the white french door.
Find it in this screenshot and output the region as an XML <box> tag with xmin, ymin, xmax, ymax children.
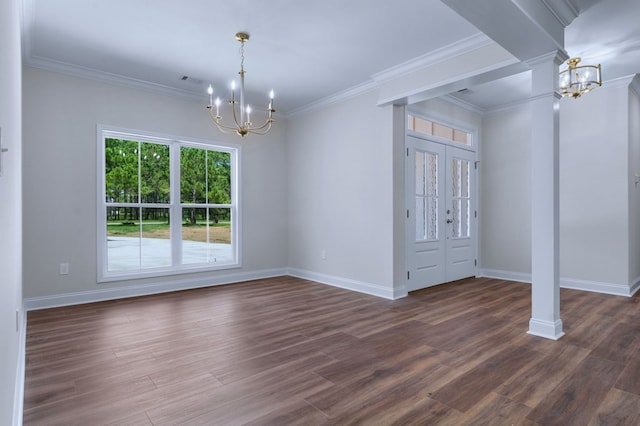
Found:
<box><xmin>406</xmin><ymin>135</ymin><xmax>476</xmax><ymax>292</ymax></box>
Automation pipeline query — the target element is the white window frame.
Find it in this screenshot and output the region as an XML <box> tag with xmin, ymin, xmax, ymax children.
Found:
<box><xmin>97</xmin><ymin>125</ymin><xmax>241</xmax><ymax>282</ymax></box>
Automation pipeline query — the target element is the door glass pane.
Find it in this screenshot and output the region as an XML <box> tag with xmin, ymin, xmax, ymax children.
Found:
<box><xmin>416</xmin><ymin>197</ymin><xmax>425</xmax><ymax>240</ymax></box>
<box><xmin>426</xmin><ymin>197</ymin><xmax>438</xmax><ymax>241</ymax></box>
<box><xmin>427</xmin><ymin>153</ymin><xmax>437</xmax><ymax>197</ymax></box>
<box><xmin>451</xmin><ymin>157</ymin><xmax>470</xmax><ymax>238</ymax></box>
<box><xmin>452</xmin><ymin>159</ymin><xmax>461</xmax><ymax>197</ymax></box>
<box><xmin>415</xmin><ymin>150</ymin><xmax>438</xmax><ymax>242</ymax></box>
<box><xmin>460</xmin><ymin>159</ymin><xmax>469</xmax><ymax>198</ymax></box>
<box><xmin>415</xmin><ymin>151</ymin><xmax>425</xmax><ymax>196</ymax></box>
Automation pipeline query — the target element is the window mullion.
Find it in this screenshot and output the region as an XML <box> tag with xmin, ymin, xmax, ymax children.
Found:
<box><xmin>170</xmin><ymin>143</ymin><xmax>182</xmax><ymax>266</ymax></box>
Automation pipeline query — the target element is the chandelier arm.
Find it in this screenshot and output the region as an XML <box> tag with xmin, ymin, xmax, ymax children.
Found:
<box><xmin>208</xmin><ymin>108</ymin><xmax>244</xmax><ymax>134</ymax></box>
<box><xmin>244</xmin><ymin>121</ymin><xmax>273</xmax><ymax>136</ymax></box>
<box><xmin>229</xmin><ymin>100</ymin><xmax>243</xmax><ymax>129</ymax></box>
<box><xmin>249</xmin><ymin>118</ymin><xmax>274</xmax><ymax>132</ymax></box>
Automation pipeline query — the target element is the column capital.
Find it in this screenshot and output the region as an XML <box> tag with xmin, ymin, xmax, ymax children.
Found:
<box><xmin>526</xmin><ymin>50</ymin><xmax>569</xmax><ymax>68</ymax></box>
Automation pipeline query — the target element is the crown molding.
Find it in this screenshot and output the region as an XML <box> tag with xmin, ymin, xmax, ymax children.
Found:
<box><xmin>24</xmin><ymin>56</ymin><xmax>205</xmax><ymax>102</ymax></box>
<box><xmin>602</xmin><ymin>74</ymin><xmax>637</xmax><ymax>90</ymax></box>
<box><xmin>371</xmin><ymin>33</ymin><xmax>494</xmax><ymax>84</ymax></box>
<box><xmin>538</xmin><ymin>0</ymin><xmax>579</xmax><ymax>27</ymax></box>
<box><xmin>484</xmin><ymin>74</ymin><xmax>640</xmax><ymax>115</ymax></box>
<box><xmin>285</xmin><ymin>80</ymin><xmax>378</xmax><ymax>117</ymax></box>
<box><xmin>440</xmin><ymin>94</ymin><xmax>486</xmax><ymax>115</ymax></box>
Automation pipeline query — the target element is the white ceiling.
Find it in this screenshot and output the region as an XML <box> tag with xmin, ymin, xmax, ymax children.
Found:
<box><xmin>21</xmin><ymin>0</ymin><xmax>640</xmax><ymax>114</ymax></box>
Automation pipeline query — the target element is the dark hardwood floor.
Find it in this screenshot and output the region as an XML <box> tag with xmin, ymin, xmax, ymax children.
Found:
<box><xmin>23</xmin><ymin>276</ymin><xmax>640</xmax><ymax>425</ymax></box>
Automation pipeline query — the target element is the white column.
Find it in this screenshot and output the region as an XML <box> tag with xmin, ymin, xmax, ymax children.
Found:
<box><xmin>527</xmin><ymin>51</ymin><xmax>567</xmax><ymax>340</ymax></box>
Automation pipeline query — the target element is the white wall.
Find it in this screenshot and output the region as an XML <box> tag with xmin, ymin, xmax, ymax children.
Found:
<box><xmin>286</xmin><ymin>90</ymin><xmax>396</xmax><ymax>297</ymax></box>
<box><xmin>22</xmin><ymin>67</ymin><xmax>288</xmax><ymax>302</ymax></box>
<box><xmin>628</xmin><ymin>81</ymin><xmax>640</xmax><ymax>287</ymax></box>
<box><xmin>559</xmin><ymin>82</ymin><xmax>629</xmax><ymax>286</ymax></box>
<box><xmin>480</xmin><ymin>104</ymin><xmax>532</xmax><ymax>276</ymax></box>
<box><xmin>480</xmin><ymin>80</ymin><xmax>635</xmax><ymax>293</ymax></box>
<box><xmin>0</xmin><ymin>0</ymin><xmax>24</xmax><ymax>423</ymax></box>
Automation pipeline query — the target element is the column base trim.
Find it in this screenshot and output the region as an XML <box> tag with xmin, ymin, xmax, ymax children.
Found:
<box><xmin>528</xmin><ymin>318</ymin><xmax>564</xmax><ymax>340</ymax></box>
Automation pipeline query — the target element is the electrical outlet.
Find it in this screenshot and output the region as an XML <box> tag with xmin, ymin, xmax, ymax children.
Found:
<box><xmin>59</xmin><ymin>262</ymin><xmax>69</xmax><ymax>275</ymax></box>
<box><xmin>321</xmin><ymin>249</ymin><xmax>327</xmax><ymax>260</ymax></box>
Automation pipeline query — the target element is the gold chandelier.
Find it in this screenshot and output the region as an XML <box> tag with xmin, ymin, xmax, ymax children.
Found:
<box><xmin>207</xmin><ymin>32</ymin><xmax>275</xmax><ymax>137</ymax></box>
<box><xmin>559</xmin><ymin>57</ymin><xmax>602</xmax><ymax>98</ymax></box>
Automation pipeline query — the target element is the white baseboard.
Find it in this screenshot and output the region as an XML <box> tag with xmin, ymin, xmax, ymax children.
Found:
<box><xmin>477</xmin><ymin>268</ymin><xmax>531</xmax><ymax>283</ymax></box>
<box><xmin>13</xmin><ymin>306</ymin><xmax>26</xmax><ymax>426</ymax></box>
<box><xmin>286</xmin><ymin>268</ymin><xmax>404</xmax><ymax>300</ymax></box>
<box><xmin>560</xmin><ymin>277</ymin><xmax>633</xmax><ymax>297</ymax></box>
<box><xmin>478</xmin><ymin>268</ymin><xmax>634</xmax><ymax>297</ymax></box>
<box><xmin>24</xmin><ymin>268</ymin><xmax>288</xmax><ymax>311</ymax></box>
<box><xmin>630</xmin><ymin>275</ymin><xmax>640</xmax><ymax>296</ymax></box>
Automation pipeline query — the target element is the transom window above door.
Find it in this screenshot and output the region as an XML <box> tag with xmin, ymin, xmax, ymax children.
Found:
<box><xmin>408</xmin><ymin>114</ymin><xmax>471</xmax><ymax>146</ymax></box>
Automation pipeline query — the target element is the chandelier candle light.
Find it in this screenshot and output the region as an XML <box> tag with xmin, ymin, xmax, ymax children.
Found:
<box><xmin>207</xmin><ymin>32</ymin><xmax>275</xmax><ymax>137</ymax></box>
<box><xmin>559</xmin><ymin>57</ymin><xmax>602</xmax><ymax>98</ymax></box>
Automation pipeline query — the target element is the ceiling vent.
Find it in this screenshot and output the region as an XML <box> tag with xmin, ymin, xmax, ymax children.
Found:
<box><xmin>180</xmin><ymin>75</ymin><xmax>203</xmax><ymax>85</ymax></box>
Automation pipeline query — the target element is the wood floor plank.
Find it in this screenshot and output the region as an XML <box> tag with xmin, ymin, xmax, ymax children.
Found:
<box><xmin>23</xmin><ymin>276</ymin><xmax>640</xmax><ymax>424</ymax></box>
<box><xmin>590</xmin><ymin>321</ymin><xmax>640</xmax><ymax>364</ymax></box>
<box><xmin>457</xmin><ymin>392</ymin><xmax>536</xmax><ymax>425</ymax></box>
<box><xmin>589</xmin><ymin>388</ymin><xmax>640</xmax><ymax>426</ymax></box>
<box><xmin>242</xmin><ymin>399</ymin><xmax>330</xmax><ymax>426</ymax></box>
<box><xmin>497</xmin><ymin>343</ymin><xmax>591</xmax><ymax>408</ymax></box>
<box><xmin>145</xmin><ymin>354</ymin><xmax>335</xmax><ymax>424</ymax></box>
<box><xmin>431</xmin><ymin>345</ymin><xmax>540</xmax><ymax>412</ymax></box>
<box><xmin>306</xmin><ymin>344</ymin><xmax>449</xmax><ymax>417</ymax></box>
<box><xmin>526</xmin><ymin>355</ymin><xmax>626</xmax><ymax>425</ymax></box>
<box><xmin>615</xmin><ymin>356</ymin><xmax>640</xmax><ymax>396</ymax></box>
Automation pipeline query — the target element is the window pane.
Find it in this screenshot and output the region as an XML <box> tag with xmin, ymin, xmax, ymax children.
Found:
<box><xmin>182</xmin><ymin>207</ymin><xmax>233</xmax><ymax>264</ymax></box>
<box><xmin>433</xmin><ymin>123</ymin><xmax>453</xmax><ymax>140</ymax></box>
<box><xmin>409</xmin><ymin>115</ymin><xmax>433</xmax><ymax>135</ymax></box>
<box><xmin>207</xmin><ymin>151</ymin><xmax>231</xmax><ymax>204</ymax></box>
<box><xmin>182</xmin><ymin>207</ymin><xmax>208</xmax><ymax>264</ymax></box>
<box><xmin>140</xmin><ymin>143</ymin><xmax>170</xmax><ymax>203</ymax></box>
<box><xmin>209</xmin><ymin>208</ymin><xmax>233</xmax><ymax>262</ymax></box>
<box><xmin>141</xmin><ymin>208</ymin><xmax>171</xmax><ymax>268</ymax></box>
<box><xmin>181</xmin><ymin>147</ymin><xmax>206</xmax><ymax>204</ymax></box>
<box><xmin>105</xmin><ymin>138</ymin><xmax>139</xmax><ymax>203</ymax></box>
<box><xmin>453</xmin><ymin>129</ymin><xmax>469</xmax><ymax>145</ymax></box>
<box><xmin>106</xmin><ymin>206</ymin><xmax>140</xmax><ymax>271</ymax></box>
